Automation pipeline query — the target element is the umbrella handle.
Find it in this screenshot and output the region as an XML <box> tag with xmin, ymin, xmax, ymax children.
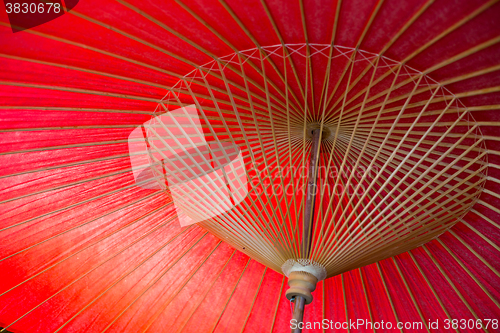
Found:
<box><xmin>291</xmin><ymin>296</ymin><xmax>306</xmax><ymax>333</ymax></box>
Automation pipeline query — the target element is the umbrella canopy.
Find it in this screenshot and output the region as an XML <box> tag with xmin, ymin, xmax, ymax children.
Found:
<box><xmin>1</xmin><ymin>0</ymin><xmax>499</xmax><ymax>332</ymax></box>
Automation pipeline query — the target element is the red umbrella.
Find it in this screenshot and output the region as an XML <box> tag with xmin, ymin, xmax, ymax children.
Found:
<box><xmin>1</xmin><ymin>0</ymin><xmax>499</xmax><ymax>332</ymax></box>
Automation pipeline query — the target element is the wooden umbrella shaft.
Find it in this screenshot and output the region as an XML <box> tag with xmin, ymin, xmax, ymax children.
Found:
<box><xmin>302</xmin><ymin>128</ymin><xmax>321</xmax><ymax>257</ymax></box>
<box><xmin>291</xmin><ymin>296</ymin><xmax>306</xmax><ymax>333</ymax></box>
<box><xmin>293</xmin><ymin>129</ymin><xmax>321</xmax><ymax>333</ymax></box>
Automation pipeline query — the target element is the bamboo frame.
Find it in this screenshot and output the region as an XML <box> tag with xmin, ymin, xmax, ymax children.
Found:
<box><xmin>148</xmin><ymin>44</ymin><xmax>487</xmax><ymax>279</ymax></box>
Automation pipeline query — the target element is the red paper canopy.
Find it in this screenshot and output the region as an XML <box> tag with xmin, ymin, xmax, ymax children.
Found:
<box><xmin>0</xmin><ymin>0</ymin><xmax>499</xmax><ymax>332</ymax></box>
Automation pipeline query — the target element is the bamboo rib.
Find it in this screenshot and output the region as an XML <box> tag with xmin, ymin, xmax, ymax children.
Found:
<box><xmin>173</xmin><ymin>250</ymin><xmax>237</xmax><ymax>333</ymax></box>
<box><xmin>341</xmin><ymin>274</ymin><xmax>350</xmax><ymax>333</ymax></box>
<box><xmin>323</xmin><ymin>169</ymin><xmax>486</xmax><ymax>272</ymax></box>
<box><xmin>461</xmin><ymin>219</ymin><xmax>500</xmax><ymax>252</ymax></box>
<box><xmin>421</xmin><ymin>245</ymin><xmax>489</xmax><ymax>333</ymax></box>
<box><xmin>0</xmin><ymin>191</ymin><xmax>164</xmax><ymax>263</ymax></box>
<box><xmin>182</xmin><ymin>74</ymin><xmax>296</xmax><ymax>260</ymax></box>
<box><xmin>436</xmin><ymin>238</ymin><xmax>500</xmax><ymax>309</ymax></box>
<box><xmin>54</xmin><ymin>232</ymin><xmax>212</xmax><ymax>333</ymax></box>
<box><xmin>0</xmin><ymin>205</ymin><xmax>177</xmax><ymax>300</ymax></box>
<box><xmin>0</xmin><ymin>81</ymin><xmax>162</xmax><ymax>103</ymax></box>
<box><xmin>316</xmin><ymin>141</ymin><xmax>478</xmax><ymax>252</ymax></box>
<box><xmin>258</xmin><ymin>0</ymin><xmax>307</xmax><ymax>106</ymax></box>
<box><xmin>217</xmin><ymin>0</ymin><xmax>304</xmax><ymax>114</ymax></box>
<box><xmin>0</xmin><ymin>106</ymin><xmax>155</xmax><ymax>114</ymax></box>
<box><xmin>325</xmin><ymin>1</ymin><xmax>500</xmax><ymax>120</ymax></box>
<box><xmin>239</xmin><ymin>267</ymin><xmax>268</xmax><ymax>333</ymax></box>
<box><xmin>69</xmin><ymin>3</ymin><xmax>307</xmax><ymax>118</ymax></box>
<box><xmin>110</xmin><ymin>0</ymin><xmax>304</xmax><ymax>119</ymax></box>
<box><xmin>0</xmin><ymin>21</ymin><xmax>302</xmax><ymax>123</ymax></box>
<box><xmin>407</xmin><ymin>250</ymin><xmax>459</xmax><ymax>333</ymax></box>
<box><xmin>0</xmin><ymin>178</ymin><xmax>165</xmax><ymax>232</ymax></box>
<box><xmin>376</xmin><ymin>262</ymin><xmax>404</xmax><ymax>333</ymax></box>
<box><xmin>0</xmin><ymin>210</ymin><xmax>182</xmax><ymax>332</ymax></box>
<box><xmin>269</xmin><ymin>276</ymin><xmax>285</xmax><ymax>333</ymax></box>
<box><xmin>391</xmin><ymin>257</ymin><xmax>430</xmax><ymax>333</ymax></box>
<box><xmin>0</xmin><ymin>152</ymin><xmax>136</xmax><ymax>179</ymax></box>
<box><xmin>104</xmin><ymin>246</ymin><xmax>233</xmax><ymax>333</ymax></box>
<box><xmin>0</xmin><ymin>164</ymin><xmax>148</xmax><ymax>205</ymax></box>
<box><xmin>358</xmin><ymin>268</ymin><xmax>376</xmax><ymax>333</ymax></box>
<box><xmin>0</xmin><ymin>53</ymin><xmax>173</xmax><ymax>91</ymax></box>
<box><xmin>448</xmin><ymin>229</ymin><xmax>500</xmax><ymax>279</ymax></box>
<box><xmin>206</xmin><ymin>258</ymin><xmax>252</xmax><ymax>333</ymax></box>
<box><xmin>321</xmin><ymin>112</ymin><xmax>480</xmax><ymax>260</ymax></box>
<box><xmin>135</xmin><ymin>240</ymin><xmax>223</xmax><ymax>333</ymax></box>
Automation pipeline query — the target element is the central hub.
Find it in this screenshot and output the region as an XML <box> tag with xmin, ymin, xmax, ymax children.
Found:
<box><xmin>306</xmin><ymin>122</ymin><xmax>333</xmax><ymax>141</ymax></box>
<box><xmin>286</xmin><ymin>271</ymin><xmax>318</xmax><ymax>304</ymax></box>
